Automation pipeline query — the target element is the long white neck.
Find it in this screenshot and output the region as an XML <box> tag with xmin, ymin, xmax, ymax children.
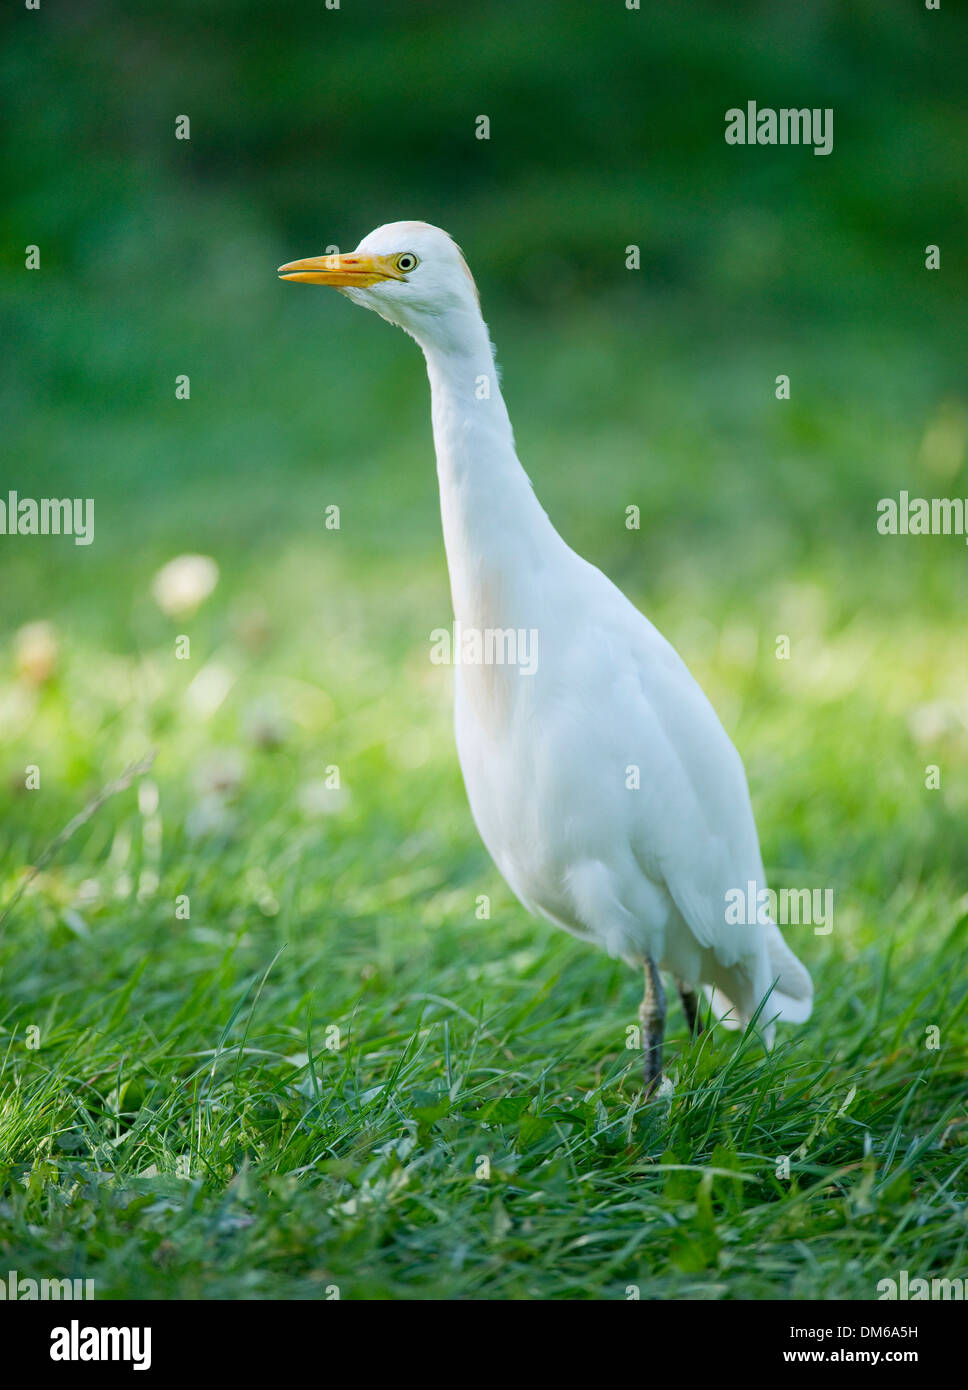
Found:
<box><xmin>416</xmin><ymin>311</ymin><xmax>564</xmax><ymax>631</ymax></box>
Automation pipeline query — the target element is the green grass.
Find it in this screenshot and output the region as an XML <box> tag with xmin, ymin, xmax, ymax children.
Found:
<box><xmin>1</xmin><ymin>291</ymin><xmax>967</xmax><ymax>1299</ymax></box>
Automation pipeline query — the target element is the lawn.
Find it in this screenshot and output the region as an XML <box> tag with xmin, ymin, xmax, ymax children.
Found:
<box><xmin>1</xmin><ymin>278</ymin><xmax>966</xmax><ymax>1297</ymax></box>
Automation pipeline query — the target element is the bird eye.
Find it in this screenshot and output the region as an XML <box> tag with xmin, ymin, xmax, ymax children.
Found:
<box><xmin>396</xmin><ymin>253</ymin><xmax>418</xmax><ymax>273</ymax></box>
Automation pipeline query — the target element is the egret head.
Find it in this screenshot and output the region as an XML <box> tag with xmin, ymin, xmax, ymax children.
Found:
<box><xmin>278</xmin><ymin>220</ymin><xmax>482</xmax><ymax>350</ymax></box>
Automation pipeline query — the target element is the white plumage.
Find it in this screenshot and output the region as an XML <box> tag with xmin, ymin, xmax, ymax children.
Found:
<box><xmin>279</xmin><ymin>221</ymin><xmax>812</xmax><ymax>1088</ymax></box>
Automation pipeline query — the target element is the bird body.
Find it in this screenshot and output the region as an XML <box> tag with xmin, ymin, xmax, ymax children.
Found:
<box><xmin>279</xmin><ymin>221</ymin><xmax>812</xmax><ymax>1083</ymax></box>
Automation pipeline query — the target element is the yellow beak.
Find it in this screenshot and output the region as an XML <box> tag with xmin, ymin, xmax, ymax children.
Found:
<box><xmin>277</xmin><ymin>251</ymin><xmax>406</xmax><ymax>287</ymax></box>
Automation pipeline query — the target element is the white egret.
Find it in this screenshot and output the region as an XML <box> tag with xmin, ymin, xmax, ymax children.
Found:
<box><xmin>279</xmin><ymin>222</ymin><xmax>812</xmax><ymax>1091</ymax></box>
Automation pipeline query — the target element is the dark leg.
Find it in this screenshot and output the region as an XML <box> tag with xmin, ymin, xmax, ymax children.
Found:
<box><xmin>640</xmin><ymin>957</ymin><xmax>666</xmax><ymax>1097</ymax></box>
<box><xmin>677</xmin><ymin>981</ymin><xmax>703</xmax><ymax>1038</ymax></box>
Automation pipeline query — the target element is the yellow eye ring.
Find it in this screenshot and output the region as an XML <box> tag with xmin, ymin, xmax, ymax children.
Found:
<box><xmin>395</xmin><ymin>253</ymin><xmax>419</xmax><ymax>273</ymax></box>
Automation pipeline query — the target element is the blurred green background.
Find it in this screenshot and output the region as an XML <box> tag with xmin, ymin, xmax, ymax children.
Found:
<box><xmin>0</xmin><ymin>0</ymin><xmax>966</xmax><ymax>1300</ymax></box>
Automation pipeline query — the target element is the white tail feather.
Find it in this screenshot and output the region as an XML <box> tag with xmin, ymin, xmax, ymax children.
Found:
<box><xmin>702</xmin><ymin>923</ymin><xmax>812</xmax><ymax>1041</ymax></box>
<box><xmin>765</xmin><ymin>921</ymin><xmax>813</xmax><ymax>1023</ymax></box>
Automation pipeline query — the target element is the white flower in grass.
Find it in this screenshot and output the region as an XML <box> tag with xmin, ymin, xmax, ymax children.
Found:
<box><xmin>298</xmin><ymin>779</ymin><xmax>350</xmax><ymax>817</ymax></box>
<box><xmin>908</xmin><ymin>700</ymin><xmax>963</xmax><ymax>745</ymax></box>
<box><xmin>15</xmin><ymin>621</ymin><xmax>58</xmax><ymax>685</ymax></box>
<box><xmin>152</xmin><ymin>554</ymin><xmax>219</xmax><ymax>617</ymax></box>
<box><xmin>185</xmin><ymin>795</ymin><xmax>235</xmax><ymax>841</ymax></box>
<box><xmin>194</xmin><ymin>748</ymin><xmax>245</xmax><ymax>797</ymax></box>
<box><xmin>243</xmin><ymin>698</ymin><xmax>288</xmax><ymax>749</ymax></box>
